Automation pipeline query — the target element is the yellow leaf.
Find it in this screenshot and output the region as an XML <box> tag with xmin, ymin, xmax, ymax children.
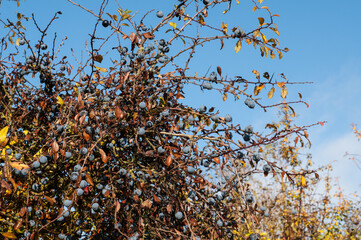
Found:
<box><xmin>169</xmin><ymin>22</ymin><xmax>177</xmax><ymax>29</ymax></box>
<box><xmin>270</xmin><ymin>50</ymin><xmax>275</xmax><ymax>59</ymax></box>
<box><xmin>281</xmin><ymin>85</ymin><xmax>288</xmax><ymax>99</ymax></box>
<box><xmin>10</xmin><ymin>162</ymin><xmax>29</xmax><ymax>170</ymax></box>
<box><xmin>0</xmin><ymin>126</ymin><xmax>9</xmax><ymax>144</ymax></box>
<box><xmin>33</xmin><ymin>148</ymin><xmax>43</xmax><ymax>158</ymax></box>
<box><xmin>254</xmin><ymin>84</ymin><xmax>264</xmax><ymax>96</ymax></box>
<box><xmin>2</xmin><ymin>232</ymin><xmax>17</xmax><ymax>239</ymax></box>
<box><xmin>236</xmin><ymin>0</ymin><xmax>239</xmax><ymax>4</ymax></box>
<box><xmin>260</xmin><ymin>32</ymin><xmax>267</xmax><ymax>43</ymax></box>
<box><xmin>57</xmin><ymin>96</ymin><xmax>63</xmax><ymax>107</ymax></box>
<box><xmin>221</xmin><ymin>22</ymin><xmax>228</xmax><ymax>34</ymax></box>
<box><xmin>94</xmin><ymin>65</ymin><xmax>108</xmax><ymax>72</ymax></box>
<box><xmin>301</xmin><ymin>176</ymin><xmax>307</xmax><ymax>187</ymax></box>
<box><xmin>234</xmin><ymin>40</ymin><xmax>242</xmax><ymax>53</ymax></box>
<box><xmin>16</xmin><ymin>38</ymin><xmax>20</xmax><ymax>46</ymax></box>
<box><xmin>268</xmin><ymin>87</ymin><xmax>275</xmax><ymax>99</ymax></box>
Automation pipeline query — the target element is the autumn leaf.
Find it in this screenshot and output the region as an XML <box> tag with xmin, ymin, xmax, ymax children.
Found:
<box><xmin>268</xmin><ymin>87</ymin><xmax>275</xmax><ymax>99</ymax></box>
<box><xmin>277</xmin><ymin>82</ymin><xmax>285</xmax><ymax>88</ymax></box>
<box><xmin>169</xmin><ymin>22</ymin><xmax>177</xmax><ymax>29</ymax></box>
<box><xmin>234</xmin><ymin>40</ymin><xmax>242</xmax><ymax>53</ymax></box>
<box><xmin>301</xmin><ymin>176</ymin><xmax>307</xmax><ymax>187</ymax></box>
<box><xmin>94</xmin><ymin>65</ymin><xmax>108</xmax><ymax>72</ymax></box>
<box><xmin>2</xmin><ymin>232</ymin><xmax>17</xmax><ymax>239</ymax></box>
<box><xmin>0</xmin><ymin>126</ymin><xmax>9</xmax><ymax>144</ymax></box>
<box><xmin>166</xmin><ymin>155</ymin><xmax>172</xmax><ymax>167</ymax></box>
<box><xmin>56</xmin><ymin>96</ymin><xmax>63</xmax><ymax>107</ymax></box>
<box><xmin>221</xmin><ymin>22</ymin><xmax>228</xmax><ymax>34</ymax></box>
<box><xmin>281</xmin><ymin>85</ymin><xmax>288</xmax><ymax>98</ymax></box>
<box><xmin>10</xmin><ymin>162</ymin><xmax>29</xmax><ymax>170</ymax></box>
<box><xmin>99</xmin><ymin>149</ymin><xmax>108</xmax><ymax>163</ymax></box>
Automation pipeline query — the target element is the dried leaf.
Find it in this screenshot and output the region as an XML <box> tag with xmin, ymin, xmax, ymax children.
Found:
<box><xmin>141</xmin><ymin>199</ymin><xmax>152</xmax><ymax>208</ymax></box>
<box><xmin>52</xmin><ymin>140</ymin><xmax>59</xmax><ymax>152</ymax></box>
<box><xmin>143</xmin><ymin>32</ymin><xmax>154</xmax><ymax>39</ymax></box>
<box><xmin>166</xmin><ymin>155</ymin><xmax>172</xmax><ymax>167</ymax></box>
<box><xmin>267</xmin><ymin>87</ymin><xmax>274</xmax><ymax>99</ymax></box>
<box><xmin>14</xmin><ymin>219</ymin><xmax>23</xmax><ymax>231</ymax></box>
<box><xmin>2</xmin><ymin>232</ymin><xmax>17</xmax><ymax>239</ymax></box>
<box><xmin>217</xmin><ymin>66</ymin><xmax>222</xmax><ymax>76</ymax></box>
<box><xmin>44</xmin><ymin>196</ymin><xmax>56</xmax><ymax>205</ymax></box>
<box><xmin>115</xmin><ymin>201</ymin><xmax>121</xmax><ymax>213</ymax></box>
<box><xmin>99</xmin><ymin>149</ymin><xmax>108</xmax><ymax>163</ymax></box>
<box><xmin>281</xmin><ymin>85</ymin><xmax>288</xmax><ymax>99</ymax></box>
<box><xmin>153</xmin><ymin>194</ymin><xmax>161</xmax><ymax>203</ymax></box>
<box><xmin>213</xmin><ymin>157</ymin><xmax>220</xmax><ymax>164</ymax></box>
<box><xmin>234</xmin><ymin>40</ymin><xmax>242</xmax><ymax>53</ymax></box>
<box><xmin>276</xmin><ymin>82</ymin><xmax>285</xmax><ymax>88</ymax></box>
<box><xmin>94</xmin><ymin>65</ymin><xmax>108</xmax><ymax>72</ymax></box>
<box><xmin>10</xmin><ymin>162</ymin><xmax>29</xmax><ymax>170</ymax></box>
<box><xmin>85</xmin><ymin>173</ymin><xmax>94</xmax><ymax>186</ymax></box>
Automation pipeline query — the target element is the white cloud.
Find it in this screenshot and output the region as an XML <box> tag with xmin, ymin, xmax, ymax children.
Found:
<box><xmin>310</xmin><ymin>132</ymin><xmax>361</xmax><ymax>195</ymax></box>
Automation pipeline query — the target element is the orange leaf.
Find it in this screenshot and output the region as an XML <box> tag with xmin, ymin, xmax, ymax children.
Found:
<box><xmin>52</xmin><ymin>140</ymin><xmax>59</xmax><ymax>152</ymax></box>
<box><xmin>10</xmin><ymin>162</ymin><xmax>29</xmax><ymax>170</ymax></box>
<box><xmin>276</xmin><ymin>82</ymin><xmax>285</xmax><ymax>88</ymax></box>
<box><xmin>153</xmin><ymin>194</ymin><xmax>161</xmax><ymax>203</ymax></box>
<box><xmin>2</xmin><ymin>232</ymin><xmax>17</xmax><ymax>239</ymax></box>
<box><xmin>166</xmin><ymin>155</ymin><xmax>172</xmax><ymax>167</ymax></box>
<box><xmin>44</xmin><ymin>196</ymin><xmax>56</xmax><ymax>205</ymax></box>
<box><xmin>85</xmin><ymin>173</ymin><xmax>94</xmax><ymax>186</ymax></box>
<box><xmin>99</xmin><ymin>149</ymin><xmax>108</xmax><ymax>163</ymax></box>
<box><xmin>213</xmin><ymin>157</ymin><xmax>220</xmax><ymax>164</ymax></box>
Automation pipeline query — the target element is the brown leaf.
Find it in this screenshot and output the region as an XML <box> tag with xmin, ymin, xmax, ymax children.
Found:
<box><xmin>44</xmin><ymin>196</ymin><xmax>56</xmax><ymax>205</ymax></box>
<box><xmin>85</xmin><ymin>173</ymin><xmax>94</xmax><ymax>186</ymax></box>
<box><xmin>99</xmin><ymin>149</ymin><xmax>108</xmax><ymax>163</ymax></box>
<box><xmin>217</xmin><ymin>66</ymin><xmax>222</xmax><ymax>76</ymax></box>
<box><xmin>83</xmin><ymin>131</ymin><xmax>90</xmax><ymax>141</ymax></box>
<box><xmin>14</xmin><ymin>219</ymin><xmax>22</xmax><ymax>231</ymax></box>
<box><xmin>189</xmin><ymin>218</ymin><xmax>197</xmax><ymax>227</ymax></box>
<box><xmin>52</xmin><ymin>140</ymin><xmax>59</xmax><ymax>152</ymax></box>
<box><xmin>1</xmin><ymin>180</ymin><xmax>11</xmax><ymax>191</ymax></box>
<box><xmin>166</xmin><ymin>204</ymin><xmax>172</xmax><ymax>213</ymax></box>
<box><xmin>129</xmin><ymin>32</ymin><xmax>136</xmax><ymax>43</ymax></box>
<box><xmin>115</xmin><ymin>201</ymin><xmax>121</xmax><ymax>213</ymax></box>
<box><xmin>19</xmin><ymin>207</ymin><xmax>26</xmax><ymax>217</ymax></box>
<box><xmin>141</xmin><ymin>199</ymin><xmax>152</xmax><ymax>208</ymax></box>
<box><xmin>89</xmin><ymin>110</ymin><xmax>95</xmax><ymax>119</ymax></box>
<box><xmin>79</xmin><ymin>114</ymin><xmax>86</xmax><ymax>125</ymax></box>
<box><xmin>143</xmin><ymin>32</ymin><xmax>154</xmax><ymax>39</ymax></box>
<box><xmin>165</xmin><ymin>155</ymin><xmax>172</xmax><ymax>167</ymax></box>
<box><xmin>153</xmin><ymin>194</ymin><xmax>161</xmax><ymax>203</ymax></box>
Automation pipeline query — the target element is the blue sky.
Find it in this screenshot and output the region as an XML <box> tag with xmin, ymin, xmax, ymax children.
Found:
<box><xmin>1</xmin><ymin>0</ymin><xmax>361</xmax><ymax>195</ymax></box>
